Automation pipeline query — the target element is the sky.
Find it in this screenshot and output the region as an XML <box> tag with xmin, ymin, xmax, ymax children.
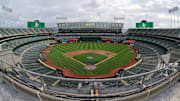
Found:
<box><xmin>0</xmin><ymin>0</ymin><xmax>179</xmax><ymax>29</ymax></box>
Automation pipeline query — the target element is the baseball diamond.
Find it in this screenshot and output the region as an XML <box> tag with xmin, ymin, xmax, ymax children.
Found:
<box><xmin>44</xmin><ymin>42</ymin><xmax>135</xmax><ymax>76</ymax></box>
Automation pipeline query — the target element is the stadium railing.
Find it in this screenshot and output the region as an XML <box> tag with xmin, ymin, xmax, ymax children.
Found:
<box><xmin>0</xmin><ymin>58</ymin><xmax>179</xmax><ymax>100</ymax></box>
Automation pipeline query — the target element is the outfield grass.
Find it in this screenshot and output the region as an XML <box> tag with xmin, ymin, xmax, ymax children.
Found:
<box><xmin>46</xmin><ymin>42</ymin><xmax>135</xmax><ymax>75</ymax></box>
<box><xmin>73</xmin><ymin>52</ymin><xmax>107</xmax><ymax>64</ymax></box>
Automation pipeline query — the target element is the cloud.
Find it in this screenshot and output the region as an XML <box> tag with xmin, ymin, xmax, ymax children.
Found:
<box><xmin>0</xmin><ymin>0</ymin><xmax>179</xmax><ymax>28</ymax></box>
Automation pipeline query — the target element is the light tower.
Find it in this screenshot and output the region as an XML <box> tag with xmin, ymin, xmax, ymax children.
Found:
<box><xmin>113</xmin><ymin>17</ymin><xmax>125</xmax><ymax>41</ymax></box>
<box><xmin>0</xmin><ymin>5</ymin><xmax>12</xmax><ymax>28</ymax></box>
<box><xmin>169</xmin><ymin>6</ymin><xmax>179</xmax><ymax>28</ymax></box>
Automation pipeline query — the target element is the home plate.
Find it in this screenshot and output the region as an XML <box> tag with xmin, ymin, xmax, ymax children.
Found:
<box><xmin>85</xmin><ymin>65</ymin><xmax>96</xmax><ymax>70</ymax></box>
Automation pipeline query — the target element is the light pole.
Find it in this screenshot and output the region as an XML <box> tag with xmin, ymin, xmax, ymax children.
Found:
<box><xmin>56</xmin><ymin>17</ymin><xmax>68</xmax><ymax>42</ymax></box>
<box><xmin>113</xmin><ymin>17</ymin><xmax>125</xmax><ymax>41</ymax></box>
<box><xmin>0</xmin><ymin>5</ymin><xmax>12</xmax><ymax>28</ymax></box>
<box><xmin>169</xmin><ymin>6</ymin><xmax>179</xmax><ymax>28</ymax></box>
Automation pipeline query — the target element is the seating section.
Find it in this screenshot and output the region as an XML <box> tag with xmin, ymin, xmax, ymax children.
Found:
<box><xmin>0</xmin><ymin>28</ymin><xmax>178</xmax><ymax>99</ymax></box>
<box><xmin>127</xmin><ymin>29</ymin><xmax>180</xmax><ymax>51</ymax></box>
<box><xmin>123</xmin><ymin>42</ymin><xmax>159</xmax><ymax>85</ymax></box>
<box><xmin>169</xmin><ymin>49</ymin><xmax>180</xmax><ymax>63</ymax></box>
<box><xmin>128</xmin><ymin>36</ymin><xmax>179</xmax><ymax>50</ymax></box>
<box><xmin>14</xmin><ymin>40</ymin><xmax>50</xmax><ymax>56</ymax></box>
<box><xmin>21</xmin><ymin>44</ymin><xmax>59</xmax><ymax>85</ymax></box>
<box><xmin>127</xmin><ymin>28</ymin><xmax>180</xmax><ymax>66</ymax></box>
<box><xmin>2</xmin><ymin>35</ymin><xmax>54</xmax><ymax>50</ymax></box>
<box><xmin>0</xmin><ymin>28</ymin><xmax>54</xmax><ymax>37</ymax></box>
<box><xmin>21</xmin><ymin>44</ymin><xmax>86</xmax><ymax>87</ymax></box>
<box><xmin>135</xmin><ymin>40</ymin><xmax>167</xmax><ymax>55</ymax></box>
<box><xmin>127</xmin><ymin>29</ymin><xmax>180</xmax><ymax>38</ymax></box>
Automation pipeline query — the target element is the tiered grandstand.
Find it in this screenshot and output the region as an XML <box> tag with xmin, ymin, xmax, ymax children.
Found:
<box><xmin>0</xmin><ymin>28</ymin><xmax>54</xmax><ymax>50</ymax></box>
<box><xmin>127</xmin><ymin>29</ymin><xmax>180</xmax><ymax>50</ymax></box>
<box><xmin>0</xmin><ymin>28</ymin><xmax>53</xmax><ymax>37</ymax></box>
<box><xmin>0</xmin><ymin>22</ymin><xmax>179</xmax><ymax>101</ymax></box>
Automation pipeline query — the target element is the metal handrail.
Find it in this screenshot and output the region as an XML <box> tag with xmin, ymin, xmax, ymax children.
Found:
<box><xmin>1</xmin><ymin>58</ymin><xmax>178</xmax><ymax>82</ymax></box>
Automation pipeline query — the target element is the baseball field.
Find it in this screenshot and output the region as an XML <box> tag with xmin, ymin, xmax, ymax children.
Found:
<box><xmin>46</xmin><ymin>42</ymin><xmax>135</xmax><ymax>75</ymax></box>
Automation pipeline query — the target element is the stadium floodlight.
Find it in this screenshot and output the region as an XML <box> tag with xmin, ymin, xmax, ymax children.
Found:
<box><xmin>1</xmin><ymin>5</ymin><xmax>12</xmax><ymax>13</ymax></box>
<box><xmin>56</xmin><ymin>17</ymin><xmax>68</xmax><ymax>31</ymax></box>
<box><xmin>56</xmin><ymin>17</ymin><xmax>67</xmax><ymax>23</ymax></box>
<box><xmin>169</xmin><ymin>6</ymin><xmax>179</xmax><ymax>28</ymax></box>
<box><xmin>56</xmin><ymin>17</ymin><xmax>67</xmax><ymax>20</ymax></box>
<box><xmin>113</xmin><ymin>17</ymin><xmax>125</xmax><ymax>25</ymax></box>
<box><xmin>113</xmin><ymin>17</ymin><xmax>125</xmax><ymax>20</ymax></box>
<box><xmin>169</xmin><ymin>6</ymin><xmax>179</xmax><ymax>13</ymax></box>
<box><xmin>0</xmin><ymin>5</ymin><xmax>13</xmax><ymax>27</ymax></box>
<box><xmin>56</xmin><ymin>17</ymin><xmax>67</xmax><ymax>21</ymax></box>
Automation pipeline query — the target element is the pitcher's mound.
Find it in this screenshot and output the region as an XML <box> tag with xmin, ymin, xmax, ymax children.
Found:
<box><xmin>87</xmin><ymin>56</ymin><xmax>94</xmax><ymax>59</ymax></box>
